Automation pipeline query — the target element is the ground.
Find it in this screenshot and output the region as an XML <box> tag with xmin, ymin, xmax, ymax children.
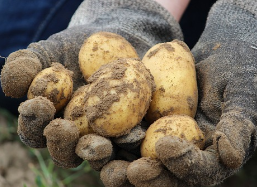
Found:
<box><xmin>0</xmin><ymin>142</ymin><xmax>36</xmax><ymax>187</ymax></box>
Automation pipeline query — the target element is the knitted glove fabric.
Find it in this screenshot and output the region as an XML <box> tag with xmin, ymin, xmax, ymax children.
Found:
<box><xmin>193</xmin><ymin>0</ymin><xmax>257</xmax><ymax>170</ymax></box>
<box><xmin>127</xmin><ymin>0</ymin><xmax>257</xmax><ymax>186</ymax></box>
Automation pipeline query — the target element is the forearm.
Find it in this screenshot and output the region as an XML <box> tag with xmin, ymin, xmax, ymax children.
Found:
<box><xmin>154</xmin><ymin>0</ymin><xmax>191</xmax><ymax>21</ymax></box>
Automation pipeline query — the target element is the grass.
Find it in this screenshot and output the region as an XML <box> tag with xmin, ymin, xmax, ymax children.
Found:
<box><xmin>28</xmin><ymin>149</ymin><xmax>104</xmax><ymax>187</ymax></box>
<box><xmin>0</xmin><ymin>107</ymin><xmax>19</xmax><ymax>142</ymax></box>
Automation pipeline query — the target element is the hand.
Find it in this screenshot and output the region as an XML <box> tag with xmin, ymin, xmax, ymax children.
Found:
<box><xmin>126</xmin><ymin>1</ymin><xmax>257</xmax><ymax>186</ymax></box>
<box><xmin>1</xmin><ymin>0</ymin><xmax>182</xmax><ymax>99</ymax></box>
<box><xmin>0</xmin><ymin>0</ymin><xmax>183</xmax><ymax>180</ymax></box>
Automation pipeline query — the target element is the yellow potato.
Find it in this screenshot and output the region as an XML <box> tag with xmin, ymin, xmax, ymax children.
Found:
<box><xmin>141</xmin><ymin>115</ymin><xmax>205</xmax><ymax>159</ymax></box>
<box><xmin>84</xmin><ymin>58</ymin><xmax>155</xmax><ymax>137</ymax></box>
<box><xmin>79</xmin><ymin>31</ymin><xmax>139</xmax><ymax>81</ymax></box>
<box><xmin>64</xmin><ymin>85</ymin><xmax>94</xmax><ymax>136</ymax></box>
<box><xmin>27</xmin><ymin>63</ymin><xmax>73</xmax><ymax>112</ymax></box>
<box><xmin>142</xmin><ymin>40</ymin><xmax>198</xmax><ymax>123</ymax></box>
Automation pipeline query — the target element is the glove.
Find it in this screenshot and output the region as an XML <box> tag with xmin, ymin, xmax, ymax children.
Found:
<box><xmin>1</xmin><ymin>0</ymin><xmax>182</xmax><ymax>98</ymax></box>
<box><xmin>126</xmin><ymin>0</ymin><xmax>257</xmax><ymax>186</ymax></box>
<box><xmin>0</xmin><ymin>0</ymin><xmax>183</xmax><ymax>180</ymax></box>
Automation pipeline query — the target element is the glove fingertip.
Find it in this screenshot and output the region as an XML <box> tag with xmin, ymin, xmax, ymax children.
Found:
<box><xmin>127</xmin><ymin>157</ymin><xmax>163</xmax><ymax>184</ymax></box>
<box><xmin>44</xmin><ymin>118</ymin><xmax>83</xmax><ymax>168</ymax></box>
<box><xmin>17</xmin><ymin>96</ymin><xmax>56</xmax><ymax>148</ymax></box>
<box><xmin>1</xmin><ymin>49</ymin><xmax>42</xmax><ymax>98</ymax></box>
<box><xmin>75</xmin><ymin>134</ymin><xmax>113</xmax><ymax>161</ymax></box>
<box><xmin>100</xmin><ymin>160</ymin><xmax>132</xmax><ymax>187</ymax></box>
<box><xmin>214</xmin><ymin>131</ymin><xmax>244</xmax><ymax>169</ymax></box>
<box><xmin>156</xmin><ymin>136</ymin><xmax>193</xmax><ymax>159</ymax></box>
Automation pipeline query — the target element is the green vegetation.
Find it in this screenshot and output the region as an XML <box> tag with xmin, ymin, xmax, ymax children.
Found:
<box><xmin>29</xmin><ymin>149</ymin><xmax>104</xmax><ymax>187</ymax></box>
<box><xmin>0</xmin><ymin>107</ymin><xmax>103</xmax><ymax>187</ymax></box>
<box><xmin>0</xmin><ymin>107</ymin><xmax>19</xmax><ymax>142</ymax></box>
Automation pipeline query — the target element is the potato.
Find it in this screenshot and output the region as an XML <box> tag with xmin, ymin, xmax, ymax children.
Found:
<box><xmin>64</xmin><ymin>85</ymin><xmax>94</xmax><ymax>136</ymax></box>
<box><xmin>27</xmin><ymin>63</ymin><xmax>73</xmax><ymax>112</ymax></box>
<box><xmin>141</xmin><ymin>115</ymin><xmax>205</xmax><ymax>159</ymax></box>
<box><xmin>79</xmin><ymin>31</ymin><xmax>139</xmax><ymax>81</ymax></box>
<box><xmin>84</xmin><ymin>58</ymin><xmax>155</xmax><ymax>137</ymax></box>
<box><xmin>142</xmin><ymin>40</ymin><xmax>198</xmax><ymax>123</ymax></box>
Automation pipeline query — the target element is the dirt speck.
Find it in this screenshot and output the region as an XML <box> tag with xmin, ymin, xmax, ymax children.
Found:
<box><xmin>187</xmin><ymin>96</ymin><xmax>195</xmax><ymax>111</ymax></box>
<box><xmin>92</xmin><ymin>42</ymin><xmax>98</xmax><ymax>52</ymax></box>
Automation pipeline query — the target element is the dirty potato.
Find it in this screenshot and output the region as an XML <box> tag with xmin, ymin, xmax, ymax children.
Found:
<box><xmin>84</xmin><ymin>58</ymin><xmax>155</xmax><ymax>137</ymax></box>
<box><xmin>27</xmin><ymin>63</ymin><xmax>73</xmax><ymax>112</ymax></box>
<box><xmin>142</xmin><ymin>40</ymin><xmax>198</xmax><ymax>123</ymax></box>
<box><xmin>64</xmin><ymin>85</ymin><xmax>94</xmax><ymax>136</ymax></box>
<box><xmin>79</xmin><ymin>31</ymin><xmax>139</xmax><ymax>81</ymax></box>
<box><xmin>141</xmin><ymin>115</ymin><xmax>205</xmax><ymax>159</ymax></box>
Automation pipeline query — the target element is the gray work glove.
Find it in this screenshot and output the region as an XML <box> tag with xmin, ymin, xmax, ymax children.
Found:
<box><xmin>1</xmin><ymin>0</ymin><xmax>182</xmax><ymax>98</ymax></box>
<box><xmin>0</xmin><ymin>0</ymin><xmax>183</xmax><ymax>178</ymax></box>
<box><xmin>126</xmin><ymin>0</ymin><xmax>257</xmax><ymax>186</ymax></box>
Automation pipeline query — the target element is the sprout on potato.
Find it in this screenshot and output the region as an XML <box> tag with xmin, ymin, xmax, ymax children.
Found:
<box><xmin>27</xmin><ymin>63</ymin><xmax>73</xmax><ymax>112</ymax></box>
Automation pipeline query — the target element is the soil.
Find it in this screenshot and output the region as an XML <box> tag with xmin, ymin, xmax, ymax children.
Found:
<box><xmin>0</xmin><ymin>142</ymin><xmax>36</xmax><ymax>187</ymax></box>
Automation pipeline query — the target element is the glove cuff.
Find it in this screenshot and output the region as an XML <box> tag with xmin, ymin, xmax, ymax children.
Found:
<box><xmin>192</xmin><ymin>0</ymin><xmax>257</xmax><ymax>58</ymax></box>
<box><xmin>68</xmin><ymin>0</ymin><xmax>183</xmax><ymax>54</ymax></box>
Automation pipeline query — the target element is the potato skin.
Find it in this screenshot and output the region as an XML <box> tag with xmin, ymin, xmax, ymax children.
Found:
<box><xmin>84</xmin><ymin>58</ymin><xmax>155</xmax><ymax>137</ymax></box>
<box><xmin>79</xmin><ymin>32</ymin><xmax>139</xmax><ymax>81</ymax></box>
<box><xmin>64</xmin><ymin>85</ymin><xmax>94</xmax><ymax>136</ymax></box>
<box><xmin>141</xmin><ymin>115</ymin><xmax>205</xmax><ymax>159</ymax></box>
<box><xmin>142</xmin><ymin>40</ymin><xmax>198</xmax><ymax>123</ymax></box>
<box><xmin>27</xmin><ymin>63</ymin><xmax>73</xmax><ymax>112</ymax></box>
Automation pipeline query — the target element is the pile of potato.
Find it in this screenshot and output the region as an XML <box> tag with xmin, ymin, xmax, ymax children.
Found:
<box><xmin>14</xmin><ymin>32</ymin><xmax>205</xmax><ymax>169</ymax></box>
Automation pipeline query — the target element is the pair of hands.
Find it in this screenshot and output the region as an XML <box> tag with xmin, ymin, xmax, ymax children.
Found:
<box><xmin>1</xmin><ymin>0</ymin><xmax>257</xmax><ymax>186</ymax></box>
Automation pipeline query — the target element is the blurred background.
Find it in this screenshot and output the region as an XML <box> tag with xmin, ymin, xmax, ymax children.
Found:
<box><xmin>1</xmin><ymin>0</ymin><xmax>257</xmax><ymax>186</ymax></box>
